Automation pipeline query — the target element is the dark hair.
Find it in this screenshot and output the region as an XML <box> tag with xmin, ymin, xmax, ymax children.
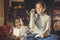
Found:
<box><xmin>14</xmin><ymin>16</ymin><xmax>21</xmax><ymax>20</ymax></box>
<box><xmin>14</xmin><ymin>16</ymin><xmax>21</xmax><ymax>26</ymax></box>
<box><xmin>36</xmin><ymin>1</ymin><xmax>46</xmax><ymax>8</ymax></box>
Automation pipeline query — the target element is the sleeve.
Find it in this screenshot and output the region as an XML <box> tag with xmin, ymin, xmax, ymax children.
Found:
<box><xmin>29</xmin><ymin>13</ymin><xmax>34</xmax><ymax>30</ymax></box>
<box><xmin>43</xmin><ymin>16</ymin><xmax>51</xmax><ymax>34</ymax></box>
<box><xmin>25</xmin><ymin>26</ymin><xmax>31</xmax><ymax>35</ymax></box>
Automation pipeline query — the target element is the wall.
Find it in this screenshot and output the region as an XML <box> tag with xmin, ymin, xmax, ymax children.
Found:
<box><xmin>0</xmin><ymin>0</ymin><xmax>4</xmax><ymax>26</ymax></box>
<box><xmin>9</xmin><ymin>0</ymin><xmax>24</xmax><ymax>7</ymax></box>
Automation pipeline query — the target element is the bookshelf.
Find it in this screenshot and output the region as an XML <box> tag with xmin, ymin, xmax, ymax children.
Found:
<box><xmin>52</xmin><ymin>2</ymin><xmax>60</xmax><ymax>31</ymax></box>
<box><xmin>8</xmin><ymin>2</ymin><xmax>25</xmax><ymax>20</ymax></box>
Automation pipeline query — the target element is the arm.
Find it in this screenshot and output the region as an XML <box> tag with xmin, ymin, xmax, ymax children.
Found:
<box><xmin>29</xmin><ymin>13</ymin><xmax>34</xmax><ymax>29</ymax></box>
<box><xmin>43</xmin><ymin>16</ymin><xmax>51</xmax><ymax>34</ymax></box>
<box><xmin>29</xmin><ymin>9</ymin><xmax>35</xmax><ymax>31</ymax></box>
<box><xmin>35</xmin><ymin>16</ymin><xmax>51</xmax><ymax>38</ymax></box>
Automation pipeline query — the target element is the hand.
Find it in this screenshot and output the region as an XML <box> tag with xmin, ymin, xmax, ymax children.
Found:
<box><xmin>30</xmin><ymin>9</ymin><xmax>35</xmax><ymax>14</ymax></box>
<box><xmin>39</xmin><ymin>34</ymin><xmax>44</xmax><ymax>38</ymax></box>
<box><xmin>35</xmin><ymin>34</ymin><xmax>44</xmax><ymax>38</ymax></box>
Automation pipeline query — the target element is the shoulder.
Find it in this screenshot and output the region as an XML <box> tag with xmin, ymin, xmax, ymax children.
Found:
<box><xmin>22</xmin><ymin>26</ymin><xmax>29</xmax><ymax>30</ymax></box>
<box><xmin>13</xmin><ymin>26</ymin><xmax>17</xmax><ymax>30</ymax></box>
<box><xmin>44</xmin><ymin>14</ymin><xmax>51</xmax><ymax>21</ymax></box>
<box><xmin>44</xmin><ymin>14</ymin><xmax>51</xmax><ymax>18</ymax></box>
<box><xmin>22</xmin><ymin>26</ymin><xmax>28</xmax><ymax>29</ymax></box>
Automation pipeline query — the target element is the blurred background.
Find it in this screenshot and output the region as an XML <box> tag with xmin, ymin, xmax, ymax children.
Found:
<box><xmin>0</xmin><ymin>0</ymin><xmax>60</xmax><ymax>40</ymax></box>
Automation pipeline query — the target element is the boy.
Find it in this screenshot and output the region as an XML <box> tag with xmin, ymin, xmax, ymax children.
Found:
<box><xmin>23</xmin><ymin>1</ymin><xmax>51</xmax><ymax>40</ymax></box>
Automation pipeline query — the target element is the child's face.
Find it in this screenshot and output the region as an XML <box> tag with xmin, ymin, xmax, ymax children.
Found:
<box><xmin>36</xmin><ymin>3</ymin><xmax>45</xmax><ymax>14</ymax></box>
<box><xmin>15</xmin><ymin>19</ymin><xmax>21</xmax><ymax>28</ymax></box>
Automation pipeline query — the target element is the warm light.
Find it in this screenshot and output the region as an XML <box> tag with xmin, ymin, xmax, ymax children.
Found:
<box><xmin>11</xmin><ymin>0</ymin><xmax>24</xmax><ymax>2</ymax></box>
<box><xmin>54</xmin><ymin>0</ymin><xmax>60</xmax><ymax>2</ymax></box>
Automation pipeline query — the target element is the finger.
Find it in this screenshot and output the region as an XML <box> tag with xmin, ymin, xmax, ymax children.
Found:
<box><xmin>30</xmin><ymin>9</ymin><xmax>35</xmax><ymax>14</ymax></box>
